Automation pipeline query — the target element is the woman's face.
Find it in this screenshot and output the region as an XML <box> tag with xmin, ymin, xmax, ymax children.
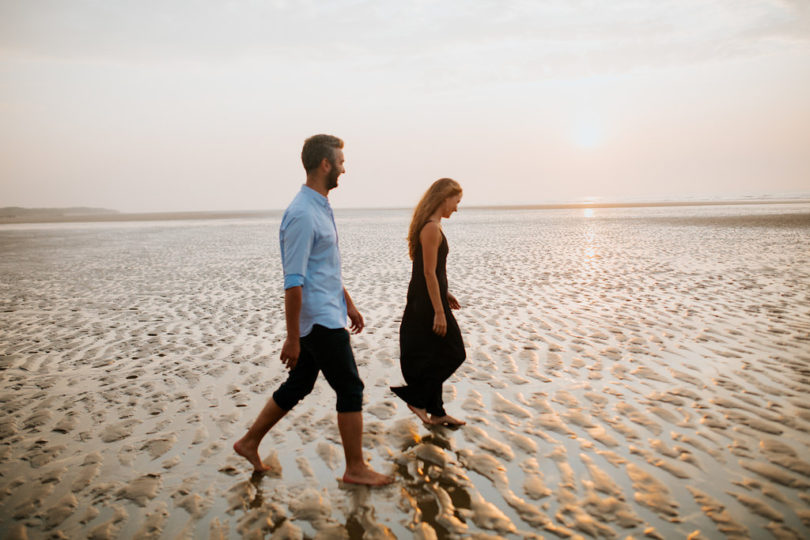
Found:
<box><xmin>442</xmin><ymin>193</ymin><xmax>462</xmax><ymax>218</ymax></box>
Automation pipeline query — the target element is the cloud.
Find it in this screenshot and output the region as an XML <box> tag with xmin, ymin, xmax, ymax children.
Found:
<box><xmin>2</xmin><ymin>0</ymin><xmax>808</xmax><ymax>72</ymax></box>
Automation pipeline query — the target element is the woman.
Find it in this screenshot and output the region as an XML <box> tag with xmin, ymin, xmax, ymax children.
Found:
<box><xmin>391</xmin><ymin>178</ymin><xmax>467</xmax><ymax>426</ymax></box>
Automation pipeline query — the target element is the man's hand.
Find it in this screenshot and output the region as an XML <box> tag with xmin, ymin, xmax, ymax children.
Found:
<box><xmin>447</xmin><ymin>292</ymin><xmax>461</xmax><ymax>310</ymax></box>
<box><xmin>280</xmin><ymin>336</ymin><xmax>300</xmax><ymax>370</ymax></box>
<box><xmin>347</xmin><ymin>304</ymin><xmax>365</xmax><ymax>334</ymax></box>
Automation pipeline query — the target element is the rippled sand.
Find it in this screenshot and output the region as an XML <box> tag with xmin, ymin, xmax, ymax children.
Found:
<box><xmin>1</xmin><ymin>205</ymin><xmax>809</xmax><ymax>539</ymax></box>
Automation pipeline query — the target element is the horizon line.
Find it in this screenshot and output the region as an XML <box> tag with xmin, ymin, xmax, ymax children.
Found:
<box><xmin>2</xmin><ymin>197</ymin><xmax>810</xmax><ymax>225</ymax></box>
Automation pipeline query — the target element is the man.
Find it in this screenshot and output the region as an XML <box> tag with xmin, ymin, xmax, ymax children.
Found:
<box><xmin>234</xmin><ymin>134</ymin><xmax>392</xmax><ymax>486</ymax></box>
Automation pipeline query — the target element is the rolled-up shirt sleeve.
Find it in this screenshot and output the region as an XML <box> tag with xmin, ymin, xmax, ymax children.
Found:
<box><xmin>280</xmin><ymin>212</ymin><xmax>314</xmax><ymax>289</ymax></box>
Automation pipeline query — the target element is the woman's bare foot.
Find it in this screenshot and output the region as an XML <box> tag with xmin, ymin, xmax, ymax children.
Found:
<box><xmin>429</xmin><ymin>414</ymin><xmax>466</xmax><ymax>427</ymax></box>
<box><xmin>233</xmin><ymin>438</ymin><xmax>271</xmax><ymax>472</ymax></box>
<box><xmin>342</xmin><ymin>465</ymin><xmax>394</xmax><ymax>486</ymax></box>
<box><xmin>407</xmin><ymin>404</ymin><xmax>431</xmax><ymax>424</ymax></box>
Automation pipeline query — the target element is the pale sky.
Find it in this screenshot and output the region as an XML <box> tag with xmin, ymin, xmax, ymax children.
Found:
<box><xmin>1</xmin><ymin>0</ymin><xmax>809</xmax><ymax>212</ymax></box>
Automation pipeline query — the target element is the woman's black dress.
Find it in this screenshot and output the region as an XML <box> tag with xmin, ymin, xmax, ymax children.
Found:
<box><xmin>391</xmin><ymin>224</ymin><xmax>466</xmax><ymax>417</ymax></box>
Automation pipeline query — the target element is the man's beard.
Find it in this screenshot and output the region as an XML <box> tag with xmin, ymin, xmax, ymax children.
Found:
<box><xmin>326</xmin><ymin>164</ymin><xmax>340</xmax><ymax>190</ymax></box>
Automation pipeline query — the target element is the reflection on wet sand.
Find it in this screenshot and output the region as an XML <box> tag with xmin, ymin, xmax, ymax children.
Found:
<box><xmin>393</xmin><ymin>427</ymin><xmax>476</xmax><ymax>537</ymax></box>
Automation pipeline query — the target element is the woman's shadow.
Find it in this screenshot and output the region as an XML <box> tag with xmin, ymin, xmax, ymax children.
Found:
<box><xmin>386</xmin><ymin>425</ymin><xmax>474</xmax><ymax>538</ymax></box>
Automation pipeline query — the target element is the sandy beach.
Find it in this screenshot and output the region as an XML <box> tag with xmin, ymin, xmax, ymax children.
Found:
<box><xmin>1</xmin><ymin>204</ymin><xmax>809</xmax><ymax>539</ymax></box>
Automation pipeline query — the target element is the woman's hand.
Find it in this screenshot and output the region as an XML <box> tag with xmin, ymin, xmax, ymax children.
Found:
<box><xmin>447</xmin><ymin>292</ymin><xmax>461</xmax><ymax>310</ymax></box>
<box><xmin>433</xmin><ymin>311</ymin><xmax>447</xmax><ymax>336</ymax></box>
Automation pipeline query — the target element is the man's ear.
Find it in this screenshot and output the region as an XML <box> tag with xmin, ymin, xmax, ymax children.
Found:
<box><xmin>320</xmin><ymin>157</ymin><xmax>332</xmax><ymax>172</ymax></box>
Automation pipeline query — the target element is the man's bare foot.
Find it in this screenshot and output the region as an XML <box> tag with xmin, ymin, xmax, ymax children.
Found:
<box><xmin>407</xmin><ymin>404</ymin><xmax>430</xmax><ymax>424</ymax></box>
<box><xmin>429</xmin><ymin>414</ymin><xmax>466</xmax><ymax>427</ymax></box>
<box><xmin>233</xmin><ymin>438</ymin><xmax>271</xmax><ymax>472</ymax></box>
<box><xmin>342</xmin><ymin>465</ymin><xmax>394</xmax><ymax>486</ymax></box>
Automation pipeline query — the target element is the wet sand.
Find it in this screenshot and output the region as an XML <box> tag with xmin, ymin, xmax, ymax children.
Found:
<box><xmin>1</xmin><ymin>205</ymin><xmax>809</xmax><ymax>538</ymax></box>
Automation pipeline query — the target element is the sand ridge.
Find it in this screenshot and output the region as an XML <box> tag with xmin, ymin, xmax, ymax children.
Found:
<box><xmin>1</xmin><ymin>206</ymin><xmax>809</xmax><ymax>538</ymax></box>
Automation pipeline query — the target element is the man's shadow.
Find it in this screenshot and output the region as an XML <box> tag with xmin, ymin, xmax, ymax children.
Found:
<box><xmin>243</xmin><ymin>425</ymin><xmax>473</xmax><ymax>538</ymax></box>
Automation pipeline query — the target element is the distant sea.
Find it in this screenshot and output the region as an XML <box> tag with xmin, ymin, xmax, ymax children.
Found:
<box><xmin>2</xmin><ymin>197</ymin><xmax>810</xmax><ymax>228</ymax></box>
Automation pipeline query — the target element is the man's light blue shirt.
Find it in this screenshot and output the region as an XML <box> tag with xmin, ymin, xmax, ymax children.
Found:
<box><xmin>280</xmin><ymin>185</ymin><xmax>347</xmax><ymax>337</ymax></box>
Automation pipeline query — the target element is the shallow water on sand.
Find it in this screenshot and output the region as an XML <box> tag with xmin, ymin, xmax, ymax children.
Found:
<box><xmin>1</xmin><ymin>204</ymin><xmax>809</xmax><ymax>539</ymax></box>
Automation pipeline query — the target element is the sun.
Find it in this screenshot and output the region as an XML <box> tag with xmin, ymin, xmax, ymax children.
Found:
<box><xmin>571</xmin><ymin>119</ymin><xmax>604</xmax><ymax>149</ymax></box>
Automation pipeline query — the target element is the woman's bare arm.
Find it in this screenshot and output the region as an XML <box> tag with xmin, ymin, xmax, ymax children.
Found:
<box><xmin>421</xmin><ymin>222</ymin><xmax>447</xmax><ymax>336</ymax></box>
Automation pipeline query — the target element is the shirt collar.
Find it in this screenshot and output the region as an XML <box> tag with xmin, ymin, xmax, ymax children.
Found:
<box><xmin>300</xmin><ymin>184</ymin><xmax>330</xmax><ymax>208</ymax></box>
